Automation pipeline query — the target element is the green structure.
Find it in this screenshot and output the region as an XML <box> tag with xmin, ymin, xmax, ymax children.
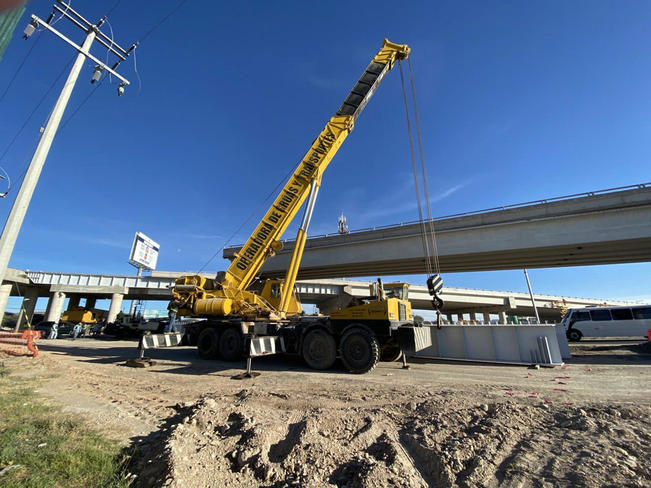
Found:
<box><xmin>0</xmin><ymin>5</ymin><xmax>26</xmax><ymax>62</ymax></box>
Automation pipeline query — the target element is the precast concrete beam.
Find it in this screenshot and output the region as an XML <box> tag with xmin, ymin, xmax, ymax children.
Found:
<box><xmin>50</xmin><ymin>284</ymin><xmax>127</xmax><ymax>298</ymax></box>
<box><xmin>45</xmin><ymin>291</ymin><xmax>66</xmax><ymax>323</ymax></box>
<box><xmin>227</xmin><ymin>186</ymin><xmax>651</xmax><ymax>277</ymax></box>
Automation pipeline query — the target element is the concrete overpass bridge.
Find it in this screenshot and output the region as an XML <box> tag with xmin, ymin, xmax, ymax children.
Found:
<box><xmin>224</xmin><ymin>183</ymin><xmax>651</xmax><ymax>279</ymax></box>
<box><xmin>0</xmin><ymin>268</ymin><xmax>632</xmax><ymax>328</ymax></box>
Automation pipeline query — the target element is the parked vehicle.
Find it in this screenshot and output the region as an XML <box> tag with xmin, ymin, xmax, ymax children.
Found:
<box><xmin>561</xmin><ymin>305</ymin><xmax>651</xmax><ymax>341</ymax></box>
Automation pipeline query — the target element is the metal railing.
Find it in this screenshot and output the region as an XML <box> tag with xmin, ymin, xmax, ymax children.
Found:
<box><xmin>226</xmin><ymin>182</ymin><xmax>650</xmax><ymax>247</ymax></box>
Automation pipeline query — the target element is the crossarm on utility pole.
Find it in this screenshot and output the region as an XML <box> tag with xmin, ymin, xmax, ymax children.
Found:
<box><xmin>31</xmin><ymin>15</ymin><xmax>130</xmax><ymax>85</ymax></box>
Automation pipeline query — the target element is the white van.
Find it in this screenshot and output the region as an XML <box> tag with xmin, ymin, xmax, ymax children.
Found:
<box><xmin>561</xmin><ymin>305</ymin><xmax>651</xmax><ymax>341</ymax></box>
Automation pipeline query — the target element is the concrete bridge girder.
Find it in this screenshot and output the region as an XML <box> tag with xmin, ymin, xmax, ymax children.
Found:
<box><xmin>225</xmin><ymin>187</ymin><xmax>651</xmax><ymax>279</ymax></box>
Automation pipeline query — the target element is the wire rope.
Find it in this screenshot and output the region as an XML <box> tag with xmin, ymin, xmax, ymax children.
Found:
<box><xmin>407</xmin><ymin>57</ymin><xmax>440</xmax><ymax>275</ymax></box>
<box><xmin>399</xmin><ymin>60</ymin><xmax>433</xmax><ymax>278</ymax></box>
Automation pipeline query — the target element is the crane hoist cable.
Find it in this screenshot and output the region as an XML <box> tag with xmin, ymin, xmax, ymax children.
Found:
<box><xmin>398</xmin><ymin>59</ymin><xmax>444</xmax><ymax>312</ymax></box>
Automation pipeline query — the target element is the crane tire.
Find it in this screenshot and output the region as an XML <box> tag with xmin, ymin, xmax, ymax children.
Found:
<box><xmin>340</xmin><ymin>327</ymin><xmax>380</xmax><ymax>374</ymax></box>
<box><xmin>302</xmin><ymin>328</ymin><xmax>337</xmax><ymax>370</ymax></box>
<box><xmin>219</xmin><ymin>326</ymin><xmax>244</xmax><ymax>361</ymax></box>
<box><xmin>380</xmin><ymin>340</ymin><xmax>403</xmax><ymax>362</ymax></box>
<box><xmin>197</xmin><ymin>328</ymin><xmax>220</xmax><ymax>359</ymax></box>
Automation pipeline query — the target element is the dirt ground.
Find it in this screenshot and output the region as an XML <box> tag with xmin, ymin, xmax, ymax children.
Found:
<box><xmin>2</xmin><ymin>337</ymin><xmax>650</xmax><ymax>487</ymax></box>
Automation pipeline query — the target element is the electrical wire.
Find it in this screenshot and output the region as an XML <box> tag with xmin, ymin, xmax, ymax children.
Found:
<box><xmin>50</xmin><ymin>0</ymin><xmax>71</xmax><ymax>26</ymax></box>
<box><xmin>105</xmin><ymin>0</ymin><xmax>122</xmax><ymax>17</ymax></box>
<box><xmin>60</xmin><ymin>74</ymin><xmax>106</xmax><ymax>130</ymax></box>
<box><xmin>104</xmin><ymin>17</ymin><xmax>115</xmax><ymax>84</ymax></box>
<box><xmin>0</xmin><ymin>55</ymin><xmax>75</xmax><ymax>166</ymax></box>
<box><xmin>0</xmin><ymin>32</ymin><xmax>42</xmax><ymax>105</ymax></box>
<box><xmin>0</xmin><ymin>166</ymin><xmax>11</xmax><ymax>197</ymax></box>
<box><xmin>196</xmin><ymin>163</ymin><xmax>301</xmax><ymax>273</ymax></box>
<box><xmin>139</xmin><ymin>0</ymin><xmax>188</xmax><ymax>43</ymax></box>
<box><xmin>132</xmin><ymin>45</ymin><xmax>142</xmax><ymax>92</ymax></box>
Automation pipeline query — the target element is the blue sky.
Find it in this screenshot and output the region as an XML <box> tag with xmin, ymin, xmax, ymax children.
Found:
<box><xmin>0</xmin><ymin>0</ymin><xmax>650</xmax><ymax>314</ymax></box>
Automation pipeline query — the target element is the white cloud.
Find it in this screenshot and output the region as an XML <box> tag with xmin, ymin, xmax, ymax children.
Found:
<box><xmin>361</xmin><ymin>179</ymin><xmax>472</xmax><ymax>221</ymax></box>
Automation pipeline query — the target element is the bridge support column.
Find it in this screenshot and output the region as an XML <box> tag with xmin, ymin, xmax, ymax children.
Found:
<box><xmin>498</xmin><ymin>311</ymin><xmax>507</xmax><ymax>324</ymax></box>
<box><xmin>85</xmin><ymin>297</ymin><xmax>96</xmax><ymax>309</ymax></box>
<box><xmin>107</xmin><ymin>293</ymin><xmax>123</xmax><ymax>323</ymax></box>
<box><xmin>446</xmin><ymin>313</ymin><xmax>453</xmax><ymax>323</ymax></box>
<box><xmin>15</xmin><ymin>287</ymin><xmax>39</xmax><ymax>330</ymax></box>
<box><xmin>45</xmin><ymin>291</ymin><xmax>66</xmax><ymax>323</ymax></box>
<box><xmin>67</xmin><ymin>295</ymin><xmax>80</xmax><ymax>309</ymax></box>
<box><xmin>469</xmin><ymin>312</ymin><xmax>477</xmax><ymax>323</ymax></box>
<box><xmin>0</xmin><ymin>283</ymin><xmax>12</xmax><ymax>326</ymax></box>
<box><xmin>483</xmin><ymin>312</ymin><xmax>491</xmax><ymax>324</ymax></box>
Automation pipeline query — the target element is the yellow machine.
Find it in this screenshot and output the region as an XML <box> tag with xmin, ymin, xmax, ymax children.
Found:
<box><xmin>173</xmin><ymin>40</ymin><xmax>414</xmax><ymax>373</ymax></box>
<box><xmin>60</xmin><ymin>307</ymin><xmax>107</xmax><ymax>324</ymax></box>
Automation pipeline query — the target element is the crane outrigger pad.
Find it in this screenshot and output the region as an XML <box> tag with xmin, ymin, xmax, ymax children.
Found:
<box><xmin>125</xmin><ymin>332</ymin><xmax>185</xmax><ymax>368</ymax></box>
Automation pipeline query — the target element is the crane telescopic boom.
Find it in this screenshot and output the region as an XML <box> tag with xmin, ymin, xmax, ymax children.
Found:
<box><xmin>225</xmin><ymin>39</ymin><xmax>410</xmax><ymax>294</ymax></box>
<box><xmin>172</xmin><ymin>39</ymin><xmax>409</xmax><ymax>319</ymax></box>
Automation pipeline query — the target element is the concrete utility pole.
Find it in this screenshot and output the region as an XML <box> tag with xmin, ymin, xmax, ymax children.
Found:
<box><xmin>0</xmin><ymin>1</ymin><xmax>133</xmax><ymax>289</ymax></box>
<box><xmin>523</xmin><ymin>268</ymin><xmax>541</xmax><ymax>323</ymax></box>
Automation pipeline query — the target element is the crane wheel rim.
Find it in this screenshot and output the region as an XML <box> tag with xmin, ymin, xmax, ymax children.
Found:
<box><xmin>340</xmin><ymin>328</ymin><xmax>380</xmax><ymax>373</ymax></box>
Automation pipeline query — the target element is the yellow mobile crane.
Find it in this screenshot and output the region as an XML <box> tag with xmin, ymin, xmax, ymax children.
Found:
<box><xmin>172</xmin><ymin>39</ymin><xmax>424</xmax><ymax>374</ymax></box>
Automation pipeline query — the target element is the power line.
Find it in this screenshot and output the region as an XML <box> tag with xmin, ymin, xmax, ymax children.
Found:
<box><xmin>139</xmin><ymin>0</ymin><xmax>188</xmax><ymax>43</ymax></box>
<box><xmin>0</xmin><ymin>55</ymin><xmax>75</xmax><ymax>166</ymax></box>
<box><xmin>60</xmin><ymin>72</ymin><xmax>107</xmax><ymax>130</ymax></box>
<box><xmin>0</xmin><ymin>33</ymin><xmax>42</xmax><ymax>104</ymax></box>
<box><xmin>1</xmin><ymin>0</ymin><xmax>189</xmax><ymax>173</ymax></box>
<box><xmin>105</xmin><ymin>0</ymin><xmax>122</xmax><ymax>17</ymax></box>
<box><xmin>197</xmin><ymin>163</ymin><xmax>300</xmax><ymax>273</ymax></box>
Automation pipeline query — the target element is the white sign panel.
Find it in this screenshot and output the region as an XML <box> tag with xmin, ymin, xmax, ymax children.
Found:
<box><xmin>129</xmin><ymin>232</ymin><xmax>160</xmax><ymax>270</ymax></box>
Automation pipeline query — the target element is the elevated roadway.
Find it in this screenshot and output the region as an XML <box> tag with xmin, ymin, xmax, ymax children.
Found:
<box><xmin>223</xmin><ymin>183</ymin><xmax>651</xmax><ymax>279</ymax></box>
<box><xmin>0</xmin><ymin>269</ymin><xmax>632</xmax><ymax>327</ymax></box>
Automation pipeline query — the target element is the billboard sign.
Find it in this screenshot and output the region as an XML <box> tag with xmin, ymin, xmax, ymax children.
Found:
<box><xmin>128</xmin><ymin>232</ymin><xmax>160</xmax><ymax>270</ymax></box>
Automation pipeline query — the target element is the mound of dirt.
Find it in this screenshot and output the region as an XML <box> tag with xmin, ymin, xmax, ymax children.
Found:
<box><xmin>133</xmin><ymin>389</ymin><xmax>650</xmax><ymax>488</ymax></box>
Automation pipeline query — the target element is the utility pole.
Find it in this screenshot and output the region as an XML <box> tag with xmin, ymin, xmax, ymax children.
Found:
<box><xmin>0</xmin><ymin>1</ymin><xmax>133</xmax><ymax>288</ymax></box>
<box><xmin>523</xmin><ymin>268</ymin><xmax>541</xmax><ymax>323</ymax></box>
<box><xmin>129</xmin><ymin>266</ymin><xmax>143</xmax><ymax>316</ymax></box>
